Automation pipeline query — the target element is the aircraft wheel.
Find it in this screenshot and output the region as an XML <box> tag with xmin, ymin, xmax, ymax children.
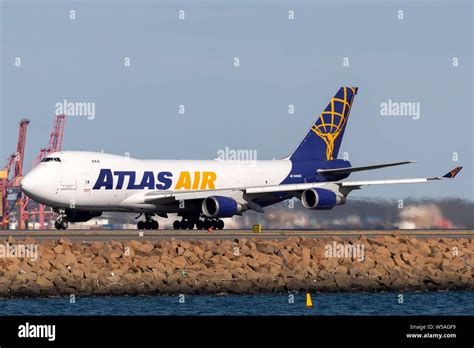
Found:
<box><xmin>173</xmin><ymin>220</ymin><xmax>181</xmax><ymax>230</ymax></box>
<box><xmin>60</xmin><ymin>220</ymin><xmax>68</xmax><ymax>230</ymax></box>
<box><xmin>216</xmin><ymin>220</ymin><xmax>224</xmax><ymax>230</ymax></box>
<box><xmin>181</xmin><ymin>220</ymin><xmax>191</xmax><ymax>230</ymax></box>
<box><xmin>55</xmin><ymin>221</ymin><xmax>61</xmax><ymax>230</ymax></box>
<box><xmin>203</xmin><ymin>220</ymin><xmax>211</xmax><ymax>230</ymax></box>
<box><xmin>152</xmin><ymin>220</ymin><xmax>159</xmax><ymax>229</ymax></box>
<box><xmin>137</xmin><ymin>221</ymin><xmax>145</xmax><ymax>230</ymax></box>
<box><xmin>196</xmin><ymin>220</ymin><xmax>203</xmax><ymax>230</ymax></box>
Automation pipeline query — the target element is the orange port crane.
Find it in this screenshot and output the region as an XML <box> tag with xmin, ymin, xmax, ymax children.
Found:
<box><xmin>26</xmin><ymin>115</ymin><xmax>66</xmax><ymax>229</ymax></box>
<box><xmin>0</xmin><ymin>118</ymin><xmax>30</xmax><ymax>229</ymax></box>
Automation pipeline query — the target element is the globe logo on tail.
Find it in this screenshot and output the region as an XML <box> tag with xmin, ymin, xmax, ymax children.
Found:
<box><xmin>311</xmin><ymin>87</ymin><xmax>356</xmax><ymax>160</ymax></box>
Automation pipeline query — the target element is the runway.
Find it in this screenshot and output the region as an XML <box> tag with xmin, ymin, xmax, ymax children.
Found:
<box><xmin>0</xmin><ymin>229</ymin><xmax>472</xmax><ymax>241</ymax></box>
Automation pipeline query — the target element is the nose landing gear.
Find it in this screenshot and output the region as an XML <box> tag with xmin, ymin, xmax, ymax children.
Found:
<box><xmin>136</xmin><ymin>213</ymin><xmax>159</xmax><ymax>230</ymax></box>
<box><xmin>53</xmin><ymin>210</ymin><xmax>69</xmax><ymax>230</ymax></box>
<box><xmin>54</xmin><ymin>219</ymin><xmax>69</xmax><ymax>230</ymax></box>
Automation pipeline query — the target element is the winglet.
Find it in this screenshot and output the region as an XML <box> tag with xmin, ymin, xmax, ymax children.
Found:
<box><xmin>442</xmin><ymin>166</ymin><xmax>463</xmax><ymax>179</ymax></box>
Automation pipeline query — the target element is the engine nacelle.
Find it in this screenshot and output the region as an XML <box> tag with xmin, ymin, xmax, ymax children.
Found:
<box><xmin>65</xmin><ymin>209</ymin><xmax>102</xmax><ymax>222</ymax></box>
<box><xmin>301</xmin><ymin>188</ymin><xmax>345</xmax><ymax>209</ymax></box>
<box><xmin>202</xmin><ymin>196</ymin><xmax>245</xmax><ymax>218</ymax></box>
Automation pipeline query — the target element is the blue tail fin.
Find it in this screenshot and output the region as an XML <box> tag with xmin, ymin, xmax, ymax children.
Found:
<box><xmin>290</xmin><ymin>87</ymin><xmax>358</xmax><ymax>161</ymax></box>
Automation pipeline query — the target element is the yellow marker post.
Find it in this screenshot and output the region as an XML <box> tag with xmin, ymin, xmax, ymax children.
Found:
<box><xmin>306</xmin><ymin>293</ymin><xmax>313</xmax><ymax>308</ymax></box>
<box><xmin>252</xmin><ymin>224</ymin><xmax>262</xmax><ymax>233</ymax></box>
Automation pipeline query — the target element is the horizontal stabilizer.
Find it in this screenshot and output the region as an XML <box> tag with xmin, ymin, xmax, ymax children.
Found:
<box><xmin>317</xmin><ymin>161</ymin><xmax>415</xmax><ymax>176</ymax></box>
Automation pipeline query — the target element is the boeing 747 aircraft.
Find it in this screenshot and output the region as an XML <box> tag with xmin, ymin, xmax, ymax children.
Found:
<box><xmin>20</xmin><ymin>87</ymin><xmax>462</xmax><ymax>230</ymax></box>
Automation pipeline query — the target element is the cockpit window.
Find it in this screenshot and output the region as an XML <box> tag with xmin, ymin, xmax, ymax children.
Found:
<box><xmin>41</xmin><ymin>157</ymin><xmax>61</xmax><ymax>162</ymax></box>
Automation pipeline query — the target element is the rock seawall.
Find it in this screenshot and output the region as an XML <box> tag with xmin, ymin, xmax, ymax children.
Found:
<box><xmin>0</xmin><ymin>235</ymin><xmax>472</xmax><ymax>297</ymax></box>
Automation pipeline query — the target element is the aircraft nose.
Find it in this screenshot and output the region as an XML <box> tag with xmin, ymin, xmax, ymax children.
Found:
<box><xmin>20</xmin><ymin>170</ymin><xmax>45</xmax><ymax>200</ymax></box>
<box><xmin>20</xmin><ymin>173</ymin><xmax>34</xmax><ymax>196</ymax></box>
<box><xmin>21</xmin><ymin>167</ymin><xmax>58</xmax><ymax>205</ymax></box>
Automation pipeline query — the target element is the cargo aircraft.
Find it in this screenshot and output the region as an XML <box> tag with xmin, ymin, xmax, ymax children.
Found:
<box><xmin>20</xmin><ymin>87</ymin><xmax>462</xmax><ymax>230</ymax></box>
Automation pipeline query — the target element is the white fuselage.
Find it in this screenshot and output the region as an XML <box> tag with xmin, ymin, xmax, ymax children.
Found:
<box><xmin>21</xmin><ymin>151</ymin><xmax>292</xmax><ymax>212</ymax></box>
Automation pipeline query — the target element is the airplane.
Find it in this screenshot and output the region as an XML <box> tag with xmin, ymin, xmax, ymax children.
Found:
<box><xmin>20</xmin><ymin>87</ymin><xmax>462</xmax><ymax>230</ymax></box>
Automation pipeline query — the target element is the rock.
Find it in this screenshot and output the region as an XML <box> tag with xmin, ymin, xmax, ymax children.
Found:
<box><xmin>42</xmin><ymin>250</ymin><xmax>56</xmax><ymax>260</ymax></box>
<box><xmin>16</xmin><ymin>271</ymin><xmax>37</xmax><ymax>282</ymax></box>
<box><xmin>246</xmin><ymin>240</ymin><xmax>257</xmax><ymax>250</ymax></box>
<box><xmin>399</xmin><ymin>237</ymin><xmax>415</xmax><ymax>247</ymax></box>
<box><xmin>284</xmin><ymin>254</ymin><xmax>299</xmax><ymax>270</ymax></box>
<box><xmin>313</xmin><ymin>277</ymin><xmax>337</xmax><ymax>291</ymax></box>
<box><xmin>5</xmin><ymin>262</ymin><xmax>21</xmax><ymax>274</ymax></box>
<box><xmin>104</xmin><ymin>252</ymin><xmax>121</xmax><ymax>265</ymax></box>
<box><xmin>256</xmin><ymin>241</ymin><xmax>279</xmax><ymax>254</ymax></box>
<box><xmin>84</xmin><ymin>270</ymin><xmax>99</xmax><ymax>280</ymax></box>
<box><xmin>390</xmin><ymin>276</ymin><xmax>410</xmax><ymax>290</ymax></box>
<box><xmin>36</xmin><ymin>276</ymin><xmax>54</xmax><ymax>288</ymax></box>
<box><xmin>375</xmin><ymin>246</ymin><xmax>391</xmax><ymax>257</ymax></box>
<box><xmin>143</xmin><ymin>255</ymin><xmax>160</xmax><ymax>269</ymax></box>
<box><xmin>89</xmin><ymin>241</ymin><xmax>105</xmax><ymax>255</ymax></box>
<box><xmin>335</xmin><ymin>265</ymin><xmax>348</xmax><ymax>275</ymax></box>
<box><xmin>240</xmin><ymin>245</ymin><xmax>251</xmax><ymax>256</ymax></box>
<box><xmin>349</xmin><ymin>268</ymin><xmax>364</xmax><ymax>278</ymax></box>
<box><xmin>134</xmin><ymin>242</ymin><xmax>154</xmax><ymax>256</ymax></box>
<box><xmin>172</xmin><ymin>256</ymin><xmax>186</xmax><ymax>269</ymax></box>
<box><xmin>0</xmin><ymin>236</ymin><xmax>468</xmax><ymax>296</ymax></box>
<box><xmin>92</xmin><ymin>256</ymin><xmax>107</xmax><ymax>267</ymax></box>
<box><xmin>417</xmin><ymin>243</ymin><xmax>432</xmax><ymax>256</ymax></box>
<box><xmin>268</xmin><ymin>265</ymin><xmax>282</xmax><ymax>276</ymax></box>
<box><xmin>53</xmin><ymin>244</ymin><xmax>65</xmax><ymax>254</ymax></box>
<box><xmin>212</xmin><ymin>245</ymin><xmax>229</xmax><ymax>256</ymax></box>
<box><xmin>23</xmin><ymin>237</ymin><xmax>37</xmax><ymax>245</ymax></box>
<box><xmin>191</xmin><ymin>245</ymin><xmax>205</xmax><ymax>258</ymax></box>
<box><xmin>393</xmin><ymin>254</ymin><xmax>410</xmax><ymax>271</ymax></box>
<box><xmin>333</xmin><ymin>274</ymin><xmax>352</xmax><ymax>289</ymax></box>
<box><xmin>301</xmin><ymin>248</ymin><xmax>311</xmax><ymax>265</ymax></box>
<box><xmin>132</xmin><ymin>259</ymin><xmax>148</xmax><ymax>271</ymax></box>
<box><xmin>386</xmin><ymin>242</ymin><xmax>407</xmax><ymax>255</ymax></box>
<box><xmin>401</xmin><ymin>252</ymin><xmax>417</xmax><ymax>266</ymax></box>
<box><xmin>57</xmin><ymin>250</ymin><xmax>77</xmax><ymax>267</ymax></box>
<box><xmin>441</xmin><ymin>258</ymin><xmax>465</xmax><ymax>272</ymax></box>
<box><xmin>368</xmin><ymin>265</ymin><xmax>384</xmax><ymax>279</ymax></box>
<box><xmin>319</xmin><ymin>257</ymin><xmax>339</xmax><ymax>271</ymax></box>
<box><xmin>58</xmin><ymin>238</ymin><xmax>72</xmax><ymax>246</ymax></box>
<box><xmin>268</xmin><ymin>254</ymin><xmax>284</xmax><ymax>266</ymax></box>
<box><xmin>357</xmin><ymin>235</ymin><xmax>371</xmax><ymax>249</ymax></box>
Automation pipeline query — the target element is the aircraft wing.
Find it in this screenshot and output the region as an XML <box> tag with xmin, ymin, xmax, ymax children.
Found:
<box><xmin>144</xmin><ymin>189</ymin><xmax>244</xmax><ymax>203</ymax></box>
<box><xmin>122</xmin><ymin>188</ymin><xmax>251</xmax><ymax>209</ymax></box>
<box><xmin>246</xmin><ymin>166</ymin><xmax>463</xmax><ymax>194</ymax></box>
<box><xmin>125</xmin><ymin>166</ymin><xmax>462</xmax><ymax>212</ymax></box>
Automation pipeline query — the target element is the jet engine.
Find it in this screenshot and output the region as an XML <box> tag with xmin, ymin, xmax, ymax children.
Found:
<box><xmin>202</xmin><ymin>196</ymin><xmax>245</xmax><ymax>218</ymax></box>
<box><xmin>301</xmin><ymin>188</ymin><xmax>345</xmax><ymax>209</ymax></box>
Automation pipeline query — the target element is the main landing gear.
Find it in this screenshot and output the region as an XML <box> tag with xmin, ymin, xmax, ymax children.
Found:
<box><xmin>173</xmin><ymin>216</ymin><xmax>224</xmax><ymax>230</ymax></box>
<box><xmin>136</xmin><ymin>213</ymin><xmax>159</xmax><ymax>230</ymax></box>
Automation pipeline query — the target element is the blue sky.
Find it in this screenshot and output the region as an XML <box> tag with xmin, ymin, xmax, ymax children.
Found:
<box><xmin>1</xmin><ymin>0</ymin><xmax>472</xmax><ymax>200</ymax></box>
